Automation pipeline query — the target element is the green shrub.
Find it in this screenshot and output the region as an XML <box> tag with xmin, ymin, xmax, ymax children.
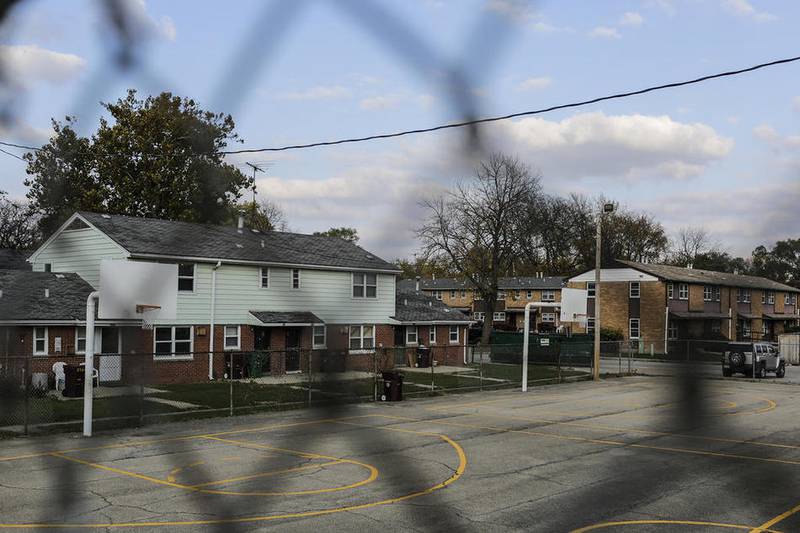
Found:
<box><xmin>600</xmin><ymin>327</ymin><xmax>624</xmax><ymax>341</ymax></box>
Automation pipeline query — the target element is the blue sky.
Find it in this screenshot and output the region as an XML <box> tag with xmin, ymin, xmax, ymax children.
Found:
<box><xmin>0</xmin><ymin>0</ymin><xmax>798</xmax><ymax>261</ymax></box>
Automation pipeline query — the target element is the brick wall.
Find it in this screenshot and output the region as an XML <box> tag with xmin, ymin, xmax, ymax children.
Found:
<box><xmin>640</xmin><ymin>281</ymin><xmax>666</xmax><ymax>345</ymax></box>
<box><xmin>688</xmin><ymin>284</ymin><xmax>705</xmax><ymax>312</ymax></box>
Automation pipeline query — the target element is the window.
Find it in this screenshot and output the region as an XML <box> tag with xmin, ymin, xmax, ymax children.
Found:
<box><xmin>473</xmin><ymin>312</ymin><xmax>485</xmax><ymax>321</ymax></box>
<box><xmin>526</xmin><ymin>290</ymin><xmax>533</xmax><ymax>299</ymax></box>
<box><xmin>761</xmin><ymin>291</ymin><xmax>766</xmax><ymax>304</ymax></box>
<box><xmin>667</xmin><ymin>283</ymin><xmax>674</xmax><ymax>299</ymax></box>
<box><xmin>260</xmin><ymin>268</ymin><xmax>269</xmax><ymax>288</ymax></box>
<box><xmin>178</xmin><ymin>263</ymin><xmax>194</xmax><ymax>292</ymax></box>
<box><xmin>542</xmin><ymin>290</ymin><xmax>555</xmax><ymax>302</ymax></box>
<box><xmin>75</xmin><ymin>327</ymin><xmax>86</xmax><ymax>354</ymax></box>
<box><xmin>668</xmin><ymin>322</ymin><xmax>678</xmax><ymax>340</ymax></box>
<box><xmin>154</xmin><ymin>326</ymin><xmax>193</xmax><ymax>359</ymax></box>
<box><xmin>713</xmin><ymin>286</ymin><xmax>721</xmax><ymax>302</ymax></box>
<box><xmin>349</xmin><ymin>325</ymin><xmax>375</xmax><ymax>351</ymax></box>
<box><xmin>223</xmin><ymin>326</ymin><xmax>240</xmax><ymax>350</ymax></box>
<box><xmin>434</xmin><ymin>290</ymin><xmax>442</xmax><ymax>301</ymax></box>
<box><xmin>292</xmin><ymin>269</ymin><xmax>301</xmax><ymax>289</ymax></box>
<box><xmin>406</xmin><ymin>326</ymin><xmax>418</xmax><ymax>345</ymax></box>
<box><xmin>313</xmin><ymin>325</ymin><xmax>326</xmax><ymax>348</ymax></box>
<box><xmin>492</xmin><ymin>312</ymin><xmax>506</xmax><ymax>322</ymax></box>
<box><xmin>736</xmin><ymin>289</ymin><xmax>741</xmax><ymax>303</ymax></box>
<box><xmin>541</xmin><ymin>312</ymin><xmax>556</xmax><ymax>323</ymax></box>
<box><xmin>497</xmin><ymin>291</ymin><xmax>506</xmax><ymax>300</ymax></box>
<box><xmin>678</xmin><ymin>283</ymin><xmax>689</xmax><ymax>300</ymax></box>
<box><xmin>33</xmin><ymin>327</ymin><xmax>48</xmax><ymax>356</ymax></box>
<box><xmin>513</xmin><ymin>290</ymin><xmax>520</xmax><ymax>299</ymax></box>
<box><xmin>352</xmin><ymin>273</ymin><xmax>377</xmax><ymax>298</ymax></box>
<box><xmin>767</xmin><ymin>291</ymin><xmax>775</xmax><ymax>305</ymax></box>
<box><xmin>703</xmin><ymin>286</ymin><xmax>713</xmax><ymax>301</ymax></box>
<box><xmin>587</xmin><ymin>282</ymin><xmax>596</xmax><ymax>298</ymax></box>
<box><xmin>711</xmin><ymin>320</ymin><xmax>721</xmax><ymax>334</ymax></box>
<box><xmin>786</xmin><ymin>294</ymin><xmax>791</xmax><ymax>305</ymax></box>
<box><xmin>629</xmin><ymin>282</ymin><xmax>640</xmax><ymax>299</ymax></box>
<box><xmin>629</xmin><ymin>318</ymin><xmax>640</xmax><ymax>340</ymax></box>
<box><xmin>792</xmin><ymin>294</ymin><xmax>797</xmax><ymax>306</ymax></box>
<box><xmin>742</xmin><ymin>320</ymin><xmax>752</xmax><ymax>337</ymax></box>
<box><xmin>43</xmin><ymin>263</ymin><xmax>52</xmax><ymax>272</ymax></box>
<box><xmin>450</xmin><ymin>290</ymin><xmax>456</xmax><ymax>299</ymax></box>
<box><xmin>587</xmin><ymin>317</ymin><xmax>595</xmax><ymax>335</ymax></box>
<box><xmin>761</xmin><ymin>322</ymin><xmax>768</xmax><ymax>336</ymax></box>
<box><xmin>449</xmin><ymin>325</ymin><xmax>459</xmax><ymax>344</ymax></box>
<box><xmin>429</xmin><ymin>326</ymin><xmax>437</xmax><ymax>344</ymax></box>
<box><xmin>742</xmin><ymin>289</ymin><xmax>751</xmax><ymax>303</ymax></box>
<box><xmin>460</xmin><ymin>290</ymin><xmax>466</xmax><ymax>298</ymax></box>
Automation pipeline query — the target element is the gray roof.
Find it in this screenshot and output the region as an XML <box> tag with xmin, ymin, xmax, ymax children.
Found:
<box><xmin>618</xmin><ymin>260</ymin><xmax>800</xmax><ymax>293</ymax></box>
<box><xmin>0</xmin><ymin>249</ymin><xmax>31</xmax><ymax>271</ymax></box>
<box><xmin>78</xmin><ymin>212</ymin><xmax>399</xmax><ymax>272</ymax></box>
<box><xmin>0</xmin><ymin>270</ymin><xmax>93</xmax><ymax>321</ymax></box>
<box><xmin>398</xmin><ymin>276</ymin><xmax>565</xmax><ymax>291</ymax></box>
<box><xmin>249</xmin><ymin>311</ymin><xmax>324</xmax><ymax>325</ymax></box>
<box><xmin>392</xmin><ymin>289</ymin><xmax>472</xmax><ymax>324</ymax></box>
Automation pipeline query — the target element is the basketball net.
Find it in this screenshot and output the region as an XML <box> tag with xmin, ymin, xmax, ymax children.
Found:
<box><xmin>136</xmin><ymin>304</ymin><xmax>161</xmax><ymax>330</ymax></box>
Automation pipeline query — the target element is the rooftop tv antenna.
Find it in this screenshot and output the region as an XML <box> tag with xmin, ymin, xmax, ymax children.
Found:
<box><xmin>244</xmin><ymin>161</ymin><xmax>274</xmax><ymax>203</ymax></box>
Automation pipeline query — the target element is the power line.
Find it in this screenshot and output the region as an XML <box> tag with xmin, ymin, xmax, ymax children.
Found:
<box><xmin>0</xmin><ymin>147</ymin><xmax>26</xmax><ymax>161</ymax></box>
<box><xmin>0</xmin><ymin>140</ymin><xmax>38</xmax><ymax>151</ymax></box>
<box><xmin>222</xmin><ymin>54</ymin><xmax>800</xmax><ymax>154</ymax></box>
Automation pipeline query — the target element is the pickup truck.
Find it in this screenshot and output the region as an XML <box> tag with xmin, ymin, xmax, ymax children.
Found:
<box><xmin>722</xmin><ymin>341</ymin><xmax>785</xmax><ymax>378</ymax></box>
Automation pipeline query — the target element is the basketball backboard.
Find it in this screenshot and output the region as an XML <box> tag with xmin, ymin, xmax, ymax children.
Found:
<box><xmin>98</xmin><ymin>260</ymin><xmax>177</xmax><ymax>321</ymax></box>
<box><xmin>559</xmin><ymin>287</ymin><xmax>588</xmax><ymax>323</ymax></box>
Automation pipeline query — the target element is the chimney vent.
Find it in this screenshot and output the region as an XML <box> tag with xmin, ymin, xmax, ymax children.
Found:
<box><xmin>237</xmin><ymin>214</ymin><xmax>244</xmax><ymax>233</ymax></box>
<box><xmin>415</xmin><ymin>276</ymin><xmax>421</xmax><ymax>291</ymax></box>
<box><xmin>44</xmin><ymin>288</ymin><xmax>50</xmax><ymax>298</ymax></box>
<box><xmin>687</xmin><ymin>263</ymin><xmax>693</xmax><ymax>270</ymax></box>
<box><xmin>403</xmin><ymin>298</ymin><xmax>407</xmax><ymax>306</ymax></box>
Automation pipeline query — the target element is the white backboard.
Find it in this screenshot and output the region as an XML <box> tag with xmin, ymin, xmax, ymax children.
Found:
<box><xmin>99</xmin><ymin>260</ymin><xmax>177</xmax><ymax>320</ymax></box>
<box><xmin>560</xmin><ymin>287</ymin><xmax>588</xmax><ymax>323</ymax></box>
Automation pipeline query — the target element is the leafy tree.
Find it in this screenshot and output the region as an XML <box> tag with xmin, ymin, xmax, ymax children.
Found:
<box><xmin>25</xmin><ymin>90</ymin><xmax>253</xmax><ymax>235</ymax></box>
<box><xmin>418</xmin><ymin>153</ymin><xmax>540</xmax><ymax>343</ymax></box>
<box><xmin>394</xmin><ymin>255</ymin><xmax>458</xmax><ymax>280</ymax></box>
<box><xmin>0</xmin><ymin>192</ymin><xmax>40</xmax><ymax>249</ymax></box>
<box><xmin>314</xmin><ymin>227</ymin><xmax>359</xmax><ymax>243</ymax></box>
<box><xmin>751</xmin><ymin>239</ymin><xmax>800</xmax><ymax>287</ymax></box>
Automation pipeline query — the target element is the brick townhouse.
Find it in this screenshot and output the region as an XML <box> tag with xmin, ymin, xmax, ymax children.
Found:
<box><xmin>568</xmin><ymin>260</ymin><xmax>800</xmax><ymax>350</ymax></box>
<box><xmin>1</xmin><ymin>212</ymin><xmax>469</xmax><ymax>386</ymax></box>
<box><xmin>399</xmin><ymin>274</ymin><xmax>566</xmax><ymax>331</ymax></box>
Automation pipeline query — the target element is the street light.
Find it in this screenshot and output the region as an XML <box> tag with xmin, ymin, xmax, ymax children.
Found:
<box><xmin>593</xmin><ymin>202</ymin><xmax>615</xmax><ymax>381</ymax></box>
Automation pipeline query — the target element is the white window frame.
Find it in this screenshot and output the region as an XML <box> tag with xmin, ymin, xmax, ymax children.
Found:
<box><xmin>586</xmin><ymin>317</ymin><xmax>595</xmax><ymax>335</ymax></box>
<box><xmin>703</xmin><ymin>286</ymin><xmax>713</xmax><ymax>302</ymax></box>
<box><xmin>497</xmin><ymin>291</ymin><xmax>506</xmax><ymax>301</ymax></box>
<box><xmin>473</xmin><ymin>312</ymin><xmax>485</xmax><ymax>321</ymax></box>
<box><xmin>541</xmin><ymin>312</ymin><xmax>556</xmax><ymax>323</ymax></box>
<box><xmin>450</xmin><ymin>290</ymin><xmax>456</xmax><ymax>299</ymax></box>
<box><xmin>406</xmin><ymin>326</ymin><xmax>419</xmax><ymax>345</ymax></box>
<box><xmin>526</xmin><ymin>290</ymin><xmax>533</xmax><ymax>299</ymax></box>
<box><xmin>75</xmin><ymin>326</ymin><xmax>86</xmax><ymax>354</ymax></box>
<box><xmin>260</xmin><ymin>267</ymin><xmax>269</xmax><ymax>289</ymax></box>
<box><xmin>513</xmin><ymin>290</ymin><xmax>520</xmax><ymax>299</ymax></box>
<box><xmin>352</xmin><ymin>272</ymin><xmax>377</xmax><ymax>299</ymax></box>
<box><xmin>313</xmin><ymin>325</ymin><xmax>327</xmax><ymax>349</ymax></box>
<box><xmin>667</xmin><ymin>283</ymin><xmax>673</xmax><ymax>299</ymax></box>
<box><xmin>714</xmin><ymin>286</ymin><xmax>721</xmax><ymax>302</ymax></box>
<box><xmin>492</xmin><ymin>312</ymin><xmax>506</xmax><ymax>322</ymax></box>
<box><xmin>767</xmin><ymin>291</ymin><xmax>775</xmax><ymax>305</ymax></box>
<box><xmin>223</xmin><ymin>325</ymin><xmax>241</xmax><ymax>351</ymax></box>
<box><xmin>434</xmin><ymin>290</ymin><xmax>442</xmax><ymax>301</ymax></box>
<box><xmin>178</xmin><ymin>263</ymin><xmax>195</xmax><ymax>292</ymax></box>
<box><xmin>542</xmin><ymin>290</ymin><xmax>556</xmax><ymax>302</ymax></box>
<box><xmin>349</xmin><ymin>325</ymin><xmax>375</xmax><ymax>353</ymax></box>
<box><xmin>668</xmin><ymin>322</ymin><xmax>678</xmax><ymax>340</ymax></box>
<box><xmin>587</xmin><ymin>282</ymin><xmax>596</xmax><ymax>298</ymax></box>
<box><xmin>153</xmin><ymin>326</ymin><xmax>194</xmax><ymax>360</ymax></box>
<box><xmin>742</xmin><ymin>289</ymin><xmax>751</xmax><ymax>303</ymax></box>
<box><xmin>429</xmin><ymin>326</ymin><xmax>437</xmax><ymax>345</ymax></box>
<box><xmin>786</xmin><ymin>294</ymin><xmax>791</xmax><ymax>305</ymax></box>
<box><xmin>448</xmin><ymin>325</ymin><xmax>459</xmax><ymax>344</ymax></box>
<box><xmin>629</xmin><ymin>318</ymin><xmax>640</xmax><ymax>340</ymax></box>
<box><xmin>33</xmin><ymin>327</ymin><xmax>48</xmax><ymax>356</ymax></box>
<box><xmin>742</xmin><ymin>320</ymin><xmax>752</xmax><ymax>337</ymax></box>
<box><xmin>761</xmin><ymin>291</ymin><xmax>766</xmax><ymax>304</ymax></box>
<box><xmin>678</xmin><ymin>283</ymin><xmax>689</xmax><ymax>300</ymax></box>
<box><xmin>292</xmin><ymin>268</ymin><xmax>301</xmax><ymax>289</ymax></box>
<box><xmin>629</xmin><ymin>282</ymin><xmax>640</xmax><ymax>299</ymax></box>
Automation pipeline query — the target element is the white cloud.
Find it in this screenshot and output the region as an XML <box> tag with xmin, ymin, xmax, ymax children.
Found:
<box><xmin>645</xmin><ymin>0</ymin><xmax>676</xmax><ymax>16</ymax></box>
<box><xmin>0</xmin><ymin>117</ymin><xmax>51</xmax><ymax>145</ymax></box>
<box><xmin>516</xmin><ymin>76</ymin><xmax>552</xmax><ymax>91</ymax></box>
<box><xmin>721</xmin><ymin>0</ymin><xmax>777</xmax><ymax>22</ymax></box>
<box><xmin>118</xmin><ymin>0</ymin><xmax>177</xmax><ymax>41</ymax></box>
<box><xmin>485</xmin><ymin>0</ymin><xmax>532</xmax><ymax>21</ymax></box>
<box><xmin>0</xmin><ymin>44</ymin><xmax>85</xmax><ymax>87</ymax></box>
<box><xmin>359</xmin><ymin>94</ymin><xmax>403</xmax><ymax>111</ymax></box>
<box><xmin>276</xmin><ymin>85</ymin><xmax>351</xmax><ymax>101</ymax></box>
<box><xmin>588</xmin><ymin>26</ymin><xmax>621</xmax><ymax>39</ymax></box>
<box><xmin>753</xmin><ymin>124</ymin><xmax>800</xmax><ymax>150</ymax></box>
<box><xmin>619</xmin><ymin>12</ymin><xmax>644</xmax><ymax>26</ymax></box>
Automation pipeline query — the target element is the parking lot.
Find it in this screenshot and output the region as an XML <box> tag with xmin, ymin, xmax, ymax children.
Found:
<box><xmin>3</xmin><ymin>375</ymin><xmax>800</xmax><ymax>531</ymax></box>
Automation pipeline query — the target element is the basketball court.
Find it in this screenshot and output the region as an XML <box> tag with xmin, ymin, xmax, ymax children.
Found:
<box><xmin>3</xmin><ymin>375</ymin><xmax>800</xmax><ymax>531</ymax></box>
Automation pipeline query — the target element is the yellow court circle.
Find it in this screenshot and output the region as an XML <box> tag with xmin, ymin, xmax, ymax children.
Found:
<box><xmin>570</xmin><ymin>519</ymin><xmax>783</xmax><ymax>532</ymax></box>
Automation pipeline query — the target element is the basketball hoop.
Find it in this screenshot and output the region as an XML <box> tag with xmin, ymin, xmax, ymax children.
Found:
<box><xmin>136</xmin><ymin>304</ymin><xmax>161</xmax><ymax>330</ymax></box>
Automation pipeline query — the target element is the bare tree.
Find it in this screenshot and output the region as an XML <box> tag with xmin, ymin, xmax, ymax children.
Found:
<box><xmin>0</xmin><ymin>193</ymin><xmax>40</xmax><ymax>249</ymax></box>
<box><xmin>417</xmin><ymin>153</ymin><xmax>540</xmax><ymax>343</ymax></box>
<box><xmin>672</xmin><ymin>226</ymin><xmax>717</xmax><ymax>266</ymax></box>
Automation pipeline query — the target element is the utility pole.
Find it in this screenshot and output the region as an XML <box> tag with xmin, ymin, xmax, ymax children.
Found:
<box><xmin>593</xmin><ymin>202</ymin><xmax>615</xmax><ymax>381</ymax></box>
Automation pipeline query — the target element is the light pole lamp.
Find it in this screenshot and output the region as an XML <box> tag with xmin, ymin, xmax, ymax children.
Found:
<box><xmin>593</xmin><ymin>202</ymin><xmax>615</xmax><ymax>381</ymax></box>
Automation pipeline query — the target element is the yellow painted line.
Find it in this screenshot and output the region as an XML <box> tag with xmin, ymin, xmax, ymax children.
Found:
<box><xmin>166</xmin><ymin>460</ymin><xmax>205</xmax><ymax>483</ymax></box>
<box><xmin>570</xmin><ymin>519</ymin><xmax>782</xmax><ymax>532</ymax></box>
<box><xmin>723</xmin><ymin>398</ymin><xmax>777</xmax><ymax>416</ymax></box>
<box><xmin>378</xmin><ymin>414</ymin><xmax>800</xmax><ymax>467</ymax></box>
<box><xmin>190</xmin><ymin>460</ymin><xmax>343</xmax><ymax>488</ymax></box>
<box><xmin>0</xmin><ymin>417</ymin><xmax>467</xmax><ymax>529</ymax></box>
<box><xmin>750</xmin><ymin>500</ymin><xmax>800</xmax><ymax>532</ymax></box>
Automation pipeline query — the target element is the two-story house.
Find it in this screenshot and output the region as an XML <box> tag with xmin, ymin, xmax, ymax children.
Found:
<box><xmin>11</xmin><ymin>211</ymin><xmax>469</xmax><ymax>383</ymax></box>
<box><xmin>401</xmin><ymin>275</ymin><xmax>566</xmax><ymax>331</ymax></box>
<box><xmin>568</xmin><ymin>260</ymin><xmax>800</xmax><ymax>349</ymax></box>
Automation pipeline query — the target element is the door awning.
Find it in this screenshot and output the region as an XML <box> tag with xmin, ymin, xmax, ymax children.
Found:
<box><xmin>669</xmin><ymin>311</ymin><xmax>730</xmax><ymax>320</ymax></box>
<box><xmin>763</xmin><ymin>313</ymin><xmax>798</xmax><ymax>321</ymax></box>
<box><xmin>249</xmin><ymin>311</ymin><xmax>324</xmax><ymax>327</ymax></box>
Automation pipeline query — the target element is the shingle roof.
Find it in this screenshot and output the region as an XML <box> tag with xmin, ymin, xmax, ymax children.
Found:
<box><xmin>392</xmin><ymin>289</ymin><xmax>473</xmax><ymax>324</ymax></box>
<box><xmin>0</xmin><ymin>270</ymin><xmax>93</xmax><ymax>321</ymax></box>
<box><xmin>78</xmin><ymin>212</ymin><xmax>399</xmax><ymax>272</ymax></box>
<box><xmin>0</xmin><ymin>249</ymin><xmax>31</xmax><ymax>271</ymax></box>
<box><xmin>617</xmin><ymin>260</ymin><xmax>800</xmax><ymax>293</ymax></box>
<box><xmin>249</xmin><ymin>311</ymin><xmax>324</xmax><ymax>325</ymax></box>
<box><xmin>398</xmin><ymin>276</ymin><xmax>565</xmax><ymax>291</ymax></box>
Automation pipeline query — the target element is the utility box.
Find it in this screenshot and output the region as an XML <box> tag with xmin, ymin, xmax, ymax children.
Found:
<box><xmin>779</xmin><ymin>334</ymin><xmax>800</xmax><ymax>365</ymax></box>
<box><xmin>62</xmin><ymin>364</ymin><xmax>85</xmax><ymax>397</ymax></box>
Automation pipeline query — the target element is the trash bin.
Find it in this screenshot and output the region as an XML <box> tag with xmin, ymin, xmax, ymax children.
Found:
<box><xmin>62</xmin><ymin>364</ymin><xmax>85</xmax><ymax>397</ymax></box>
<box><xmin>416</xmin><ymin>346</ymin><xmax>430</xmax><ymax>368</ymax></box>
<box><xmin>248</xmin><ymin>352</ymin><xmax>266</xmax><ymax>378</ymax></box>
<box><xmin>380</xmin><ymin>371</ymin><xmax>403</xmax><ymax>401</ymax></box>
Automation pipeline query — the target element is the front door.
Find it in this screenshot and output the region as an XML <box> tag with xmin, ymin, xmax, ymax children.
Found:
<box><xmin>99</xmin><ymin>327</ymin><xmax>122</xmax><ymax>382</ymax></box>
<box><xmin>285</xmin><ymin>329</ymin><xmax>301</xmax><ymax>372</ymax></box>
<box><xmin>254</xmin><ymin>327</ymin><xmax>271</xmax><ymax>351</ymax></box>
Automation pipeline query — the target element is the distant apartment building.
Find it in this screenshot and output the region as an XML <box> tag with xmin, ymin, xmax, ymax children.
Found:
<box><xmin>398</xmin><ymin>275</ymin><xmax>566</xmax><ymax>331</ymax></box>
<box><xmin>568</xmin><ymin>260</ymin><xmax>800</xmax><ymax>348</ymax></box>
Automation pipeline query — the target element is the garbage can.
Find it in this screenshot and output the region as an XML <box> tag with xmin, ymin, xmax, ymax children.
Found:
<box><xmin>416</xmin><ymin>346</ymin><xmax>430</xmax><ymax>368</ymax></box>
<box><xmin>62</xmin><ymin>364</ymin><xmax>85</xmax><ymax>397</ymax></box>
<box><xmin>380</xmin><ymin>371</ymin><xmax>403</xmax><ymax>402</ymax></box>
